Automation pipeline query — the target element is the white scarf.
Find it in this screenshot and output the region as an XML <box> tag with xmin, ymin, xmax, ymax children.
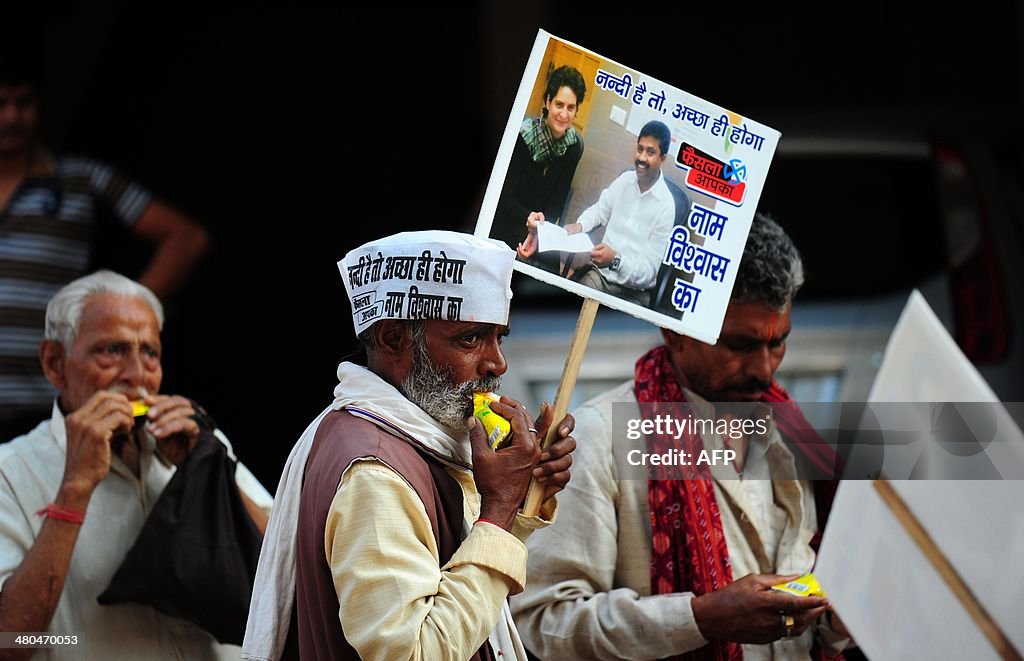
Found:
<box><xmin>241</xmin><ymin>362</ymin><xmax>525</xmax><ymax>660</ymax></box>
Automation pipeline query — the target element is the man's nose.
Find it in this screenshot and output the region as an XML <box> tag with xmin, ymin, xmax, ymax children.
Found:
<box><xmin>744</xmin><ymin>346</ymin><xmax>774</xmax><ymax>384</ymax></box>
<box><xmin>481</xmin><ymin>340</ymin><xmax>508</xmax><ymax>378</ymax></box>
<box><xmin>120</xmin><ymin>349</ymin><xmax>147</xmax><ymax>386</ymax></box>
<box><xmin>0</xmin><ymin>104</ymin><xmax>17</xmax><ymax>123</ymax></box>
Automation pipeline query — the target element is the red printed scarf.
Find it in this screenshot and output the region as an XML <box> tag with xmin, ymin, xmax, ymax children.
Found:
<box><xmin>635</xmin><ymin>346</ymin><xmax>842</xmax><ymax>661</ymax></box>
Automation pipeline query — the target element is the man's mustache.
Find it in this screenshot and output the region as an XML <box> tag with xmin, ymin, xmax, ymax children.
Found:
<box><xmin>458</xmin><ymin>376</ymin><xmax>502</xmax><ymax>414</ymax></box>
<box><xmin>728</xmin><ymin>378</ymin><xmax>771</xmax><ymax>394</ymax></box>
<box><xmin>107</xmin><ymin>384</ymin><xmax>152</xmax><ymax>400</ymax></box>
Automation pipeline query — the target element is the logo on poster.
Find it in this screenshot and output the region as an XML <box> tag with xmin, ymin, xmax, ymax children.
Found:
<box><xmin>723</xmin><ymin>159</ymin><xmax>748</xmax><ymax>184</ymax></box>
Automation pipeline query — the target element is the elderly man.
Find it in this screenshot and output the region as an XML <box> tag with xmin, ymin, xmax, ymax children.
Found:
<box><xmin>0</xmin><ymin>53</ymin><xmax>210</xmax><ymax>441</ymax></box>
<box><xmin>244</xmin><ymin>231</ymin><xmax>576</xmax><ymax>661</ymax></box>
<box><xmin>511</xmin><ymin>214</ymin><xmax>852</xmax><ymax>660</ymax></box>
<box><xmin>0</xmin><ymin>270</ymin><xmax>272</xmax><ymax>660</ymax></box>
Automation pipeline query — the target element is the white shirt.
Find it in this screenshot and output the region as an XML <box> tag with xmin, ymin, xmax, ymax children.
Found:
<box><xmin>576</xmin><ymin>170</ymin><xmax>676</xmax><ymax>290</ymax></box>
<box><xmin>0</xmin><ymin>402</ymin><xmax>273</xmax><ymax>661</ymax></box>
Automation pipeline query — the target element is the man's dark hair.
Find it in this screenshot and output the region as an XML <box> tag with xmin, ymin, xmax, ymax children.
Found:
<box><xmin>542</xmin><ymin>65</ymin><xmax>586</xmax><ymax>113</ymax></box>
<box><xmin>731</xmin><ymin>212</ymin><xmax>804</xmax><ymax>311</ymax></box>
<box><xmin>639</xmin><ymin>120</ymin><xmax>671</xmax><ymax>157</ymax></box>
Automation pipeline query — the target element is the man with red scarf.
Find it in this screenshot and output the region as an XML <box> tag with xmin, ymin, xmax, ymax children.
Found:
<box><xmin>511</xmin><ymin>214</ymin><xmax>853</xmax><ymax>660</ymax></box>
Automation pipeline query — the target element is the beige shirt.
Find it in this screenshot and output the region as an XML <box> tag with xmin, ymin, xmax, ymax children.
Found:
<box><xmin>328</xmin><ymin>458</ymin><xmax>555</xmax><ymax>660</ymax></box>
<box><xmin>0</xmin><ymin>403</ymin><xmax>273</xmax><ymax>661</ymax></box>
<box><xmin>511</xmin><ymin>381</ymin><xmax>847</xmax><ymax>660</ymax></box>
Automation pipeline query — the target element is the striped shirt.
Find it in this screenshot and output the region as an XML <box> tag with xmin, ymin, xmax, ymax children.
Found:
<box><xmin>0</xmin><ymin>154</ymin><xmax>151</xmax><ymax>420</ymax></box>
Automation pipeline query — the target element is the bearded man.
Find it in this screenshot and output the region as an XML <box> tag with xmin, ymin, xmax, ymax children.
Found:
<box><xmin>243</xmin><ymin>231</ymin><xmax>576</xmax><ymax>661</ymax></box>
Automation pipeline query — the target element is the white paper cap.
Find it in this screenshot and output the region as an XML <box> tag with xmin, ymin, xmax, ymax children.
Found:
<box><xmin>338</xmin><ymin>230</ymin><xmax>516</xmax><ymax>336</ymax></box>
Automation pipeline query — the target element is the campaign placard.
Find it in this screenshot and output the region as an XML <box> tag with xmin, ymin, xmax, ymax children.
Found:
<box><xmin>476</xmin><ymin>30</ymin><xmax>781</xmax><ymax>344</ymax></box>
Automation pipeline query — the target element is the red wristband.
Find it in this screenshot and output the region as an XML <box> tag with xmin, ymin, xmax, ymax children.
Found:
<box><xmin>476</xmin><ymin>518</ymin><xmax>502</xmax><ymax>528</ymax></box>
<box><xmin>35</xmin><ymin>503</ymin><xmax>86</xmax><ymax>525</ymax></box>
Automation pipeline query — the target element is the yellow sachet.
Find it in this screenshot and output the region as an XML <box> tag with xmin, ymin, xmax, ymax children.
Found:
<box><xmin>473</xmin><ymin>392</ymin><xmax>513</xmax><ymax>450</ymax></box>
<box><xmin>771</xmin><ymin>573</ymin><xmax>825</xmax><ymax>598</ymax></box>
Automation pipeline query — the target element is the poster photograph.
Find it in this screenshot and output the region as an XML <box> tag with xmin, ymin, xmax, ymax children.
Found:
<box><xmin>476</xmin><ymin>30</ymin><xmax>781</xmax><ymax>343</ymax></box>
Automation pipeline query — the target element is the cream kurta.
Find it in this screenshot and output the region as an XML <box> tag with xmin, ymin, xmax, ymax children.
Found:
<box><xmin>328</xmin><ymin>459</ymin><xmax>554</xmax><ymax>660</ymax></box>
<box><xmin>511</xmin><ymin>380</ymin><xmax>848</xmax><ymax>660</ymax></box>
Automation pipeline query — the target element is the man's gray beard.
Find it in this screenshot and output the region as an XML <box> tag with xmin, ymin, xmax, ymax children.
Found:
<box><xmin>400</xmin><ymin>331</ymin><xmax>501</xmax><ymax>430</ymax></box>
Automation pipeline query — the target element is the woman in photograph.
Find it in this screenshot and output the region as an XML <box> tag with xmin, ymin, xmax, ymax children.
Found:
<box><xmin>491</xmin><ymin>65</ymin><xmax>586</xmax><ymax>259</ymax></box>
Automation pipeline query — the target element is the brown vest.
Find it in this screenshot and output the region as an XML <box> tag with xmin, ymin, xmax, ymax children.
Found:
<box><xmin>292</xmin><ymin>410</ymin><xmax>496</xmax><ymax>661</ymax></box>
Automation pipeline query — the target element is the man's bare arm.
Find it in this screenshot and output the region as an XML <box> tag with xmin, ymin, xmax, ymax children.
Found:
<box><xmin>131</xmin><ymin>200</ymin><xmax>210</xmax><ymax>298</ymax></box>
<box><xmin>0</xmin><ymin>484</ymin><xmax>89</xmax><ymax>661</ymax></box>
<box><xmin>239</xmin><ymin>490</ymin><xmax>269</xmax><ymax>535</ymax></box>
<box><xmin>0</xmin><ymin>394</ymin><xmax>131</xmax><ymax>660</ymax></box>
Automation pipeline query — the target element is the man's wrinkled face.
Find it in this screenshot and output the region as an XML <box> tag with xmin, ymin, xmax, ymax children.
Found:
<box><xmin>664</xmin><ymin>301</ymin><xmax>791</xmax><ymax>403</ymax></box>
<box><xmin>0</xmin><ymin>84</ymin><xmax>39</xmax><ymax>155</ymax></box>
<box><xmin>51</xmin><ymin>294</ymin><xmax>163</xmax><ymax>413</ymax></box>
<box><xmin>400</xmin><ymin>320</ymin><xmax>508</xmax><ymax>429</ymax></box>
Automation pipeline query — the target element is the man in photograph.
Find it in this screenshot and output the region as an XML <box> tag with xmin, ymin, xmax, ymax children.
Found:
<box><xmin>519</xmin><ymin>120</ymin><xmax>679</xmax><ymax>307</ymax></box>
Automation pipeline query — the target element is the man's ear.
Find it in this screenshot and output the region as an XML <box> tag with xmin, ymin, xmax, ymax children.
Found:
<box><xmin>373</xmin><ymin>320</ymin><xmax>411</xmax><ymax>357</ymax></box>
<box><xmin>39</xmin><ymin>340</ymin><xmax>68</xmax><ymax>391</ymax></box>
<box><xmin>366</xmin><ymin>320</ymin><xmax>415</xmax><ymax>389</ymax></box>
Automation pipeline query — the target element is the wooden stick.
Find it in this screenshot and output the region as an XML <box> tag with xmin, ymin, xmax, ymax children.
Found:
<box><xmin>520</xmin><ymin>297</ymin><xmax>600</xmax><ymax>517</ymax></box>
<box><xmin>874</xmin><ymin>480</ymin><xmax>1022</xmax><ymax>661</ymax></box>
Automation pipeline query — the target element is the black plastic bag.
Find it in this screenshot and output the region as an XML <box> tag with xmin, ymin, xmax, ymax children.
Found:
<box><xmin>98</xmin><ymin>429</ymin><xmax>263</xmax><ymax>645</ymax></box>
